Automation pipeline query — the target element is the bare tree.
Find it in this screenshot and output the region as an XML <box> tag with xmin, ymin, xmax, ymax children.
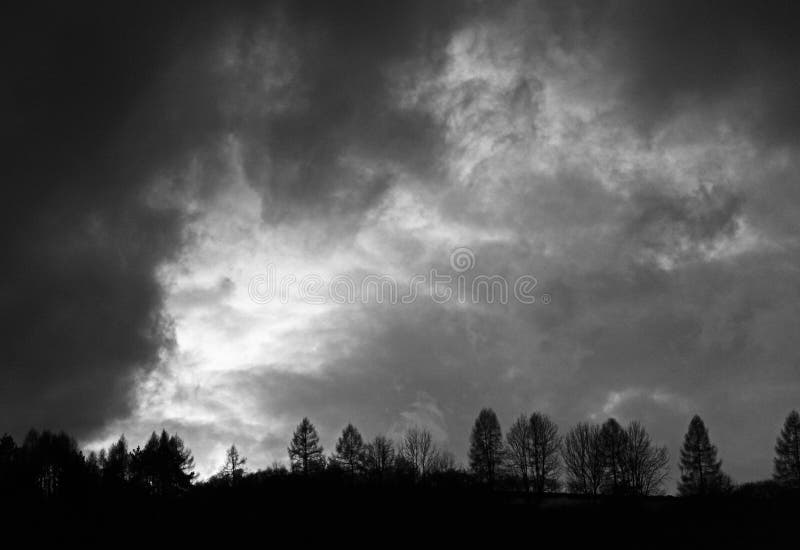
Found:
<box><xmin>563</xmin><ymin>422</ymin><xmax>604</xmax><ymax>495</ymax></box>
<box><xmin>363</xmin><ymin>435</ymin><xmax>395</xmax><ymax>479</ymax></box>
<box><xmin>600</xmin><ymin>418</ymin><xmax>628</xmax><ymax>494</ymax></box>
<box><xmin>529</xmin><ymin>412</ymin><xmax>561</xmax><ymax>494</ymax></box>
<box><xmin>624</xmin><ymin>421</ymin><xmax>670</xmax><ymax>496</ymax></box>
<box><xmin>468</xmin><ymin>408</ymin><xmax>504</xmax><ymax>486</ymax></box>
<box><xmin>505</xmin><ymin>414</ymin><xmax>532</xmax><ymax>491</ymax></box>
<box><xmin>430</xmin><ymin>449</ymin><xmax>457</xmax><ymax>474</ymax></box>
<box><xmin>400</xmin><ymin>426</ymin><xmax>436</xmax><ymax>477</ymax></box>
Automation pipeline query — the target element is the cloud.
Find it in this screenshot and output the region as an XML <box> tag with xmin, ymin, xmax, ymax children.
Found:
<box><xmin>0</xmin><ymin>3</ymin><xmax>241</xmax><ymax>438</ymax></box>
<box><xmin>7</xmin><ymin>1</ymin><xmax>800</xmax><ymax>489</ymax></box>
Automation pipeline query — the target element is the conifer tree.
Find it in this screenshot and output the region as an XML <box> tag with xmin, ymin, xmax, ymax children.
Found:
<box><xmin>288</xmin><ymin>417</ymin><xmax>324</xmax><ymax>475</ymax></box>
<box><xmin>104</xmin><ymin>434</ymin><xmax>130</xmax><ymax>487</ymax></box>
<box><xmin>129</xmin><ymin>430</ymin><xmax>195</xmax><ymax>495</ymax></box>
<box><xmin>218</xmin><ymin>444</ymin><xmax>247</xmax><ymax>485</ymax></box>
<box><xmin>333</xmin><ymin>423</ymin><xmax>364</xmax><ymax>476</ymax></box>
<box><xmin>774</xmin><ymin>409</ymin><xmax>800</xmax><ymax>488</ymax></box>
<box><xmin>678</xmin><ymin>415</ymin><xmax>727</xmax><ymax>496</ymax></box>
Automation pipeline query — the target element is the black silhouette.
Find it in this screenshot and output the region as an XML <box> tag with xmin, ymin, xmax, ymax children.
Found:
<box><xmin>362</xmin><ymin>435</ymin><xmax>395</xmax><ymax>482</ymax></box>
<box><xmin>774</xmin><ymin>409</ymin><xmax>800</xmax><ymax>488</ymax></box>
<box><xmin>0</xmin><ymin>410</ymin><xmax>798</xmax><ymax>548</ymax></box>
<box><xmin>528</xmin><ymin>412</ymin><xmax>561</xmax><ymax>494</ymax></box>
<box><xmin>600</xmin><ymin>418</ymin><xmax>627</xmax><ymax>494</ymax></box>
<box><xmin>332</xmin><ymin>423</ymin><xmax>364</xmax><ymax>477</ymax></box>
<box><xmin>678</xmin><ymin>415</ymin><xmax>732</xmax><ymax>496</ymax></box>
<box><xmin>468</xmin><ymin>408</ymin><xmax>503</xmax><ymax>487</ymax></box>
<box><xmin>563</xmin><ymin>422</ymin><xmax>604</xmax><ymax>495</ymax></box>
<box><xmin>287</xmin><ymin>417</ymin><xmax>324</xmax><ymax>475</ymax></box>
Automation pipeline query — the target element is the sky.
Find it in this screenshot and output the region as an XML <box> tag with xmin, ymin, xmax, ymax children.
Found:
<box><xmin>3</xmin><ymin>0</ymin><xmax>800</xmax><ymax>485</ymax></box>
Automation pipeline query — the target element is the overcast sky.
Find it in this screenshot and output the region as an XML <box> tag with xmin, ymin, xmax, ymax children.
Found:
<box><xmin>4</xmin><ymin>1</ymin><xmax>800</xmax><ymax>484</ymax></box>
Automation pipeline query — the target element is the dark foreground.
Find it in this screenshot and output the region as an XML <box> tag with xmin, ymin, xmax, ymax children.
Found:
<box><xmin>3</xmin><ymin>488</ymin><xmax>797</xmax><ymax>548</ymax></box>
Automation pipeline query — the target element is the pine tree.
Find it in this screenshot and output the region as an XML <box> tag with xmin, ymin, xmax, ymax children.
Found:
<box><xmin>218</xmin><ymin>444</ymin><xmax>247</xmax><ymax>485</ymax></box>
<box><xmin>130</xmin><ymin>430</ymin><xmax>195</xmax><ymax>495</ymax></box>
<box><xmin>333</xmin><ymin>423</ymin><xmax>364</xmax><ymax>476</ymax></box>
<box><xmin>468</xmin><ymin>408</ymin><xmax>504</xmax><ymax>486</ymax></box>
<box><xmin>288</xmin><ymin>417</ymin><xmax>324</xmax><ymax>475</ymax></box>
<box><xmin>774</xmin><ymin>409</ymin><xmax>800</xmax><ymax>488</ymax></box>
<box><xmin>678</xmin><ymin>415</ymin><xmax>727</xmax><ymax>496</ymax></box>
<box><xmin>104</xmin><ymin>434</ymin><xmax>130</xmax><ymax>487</ymax></box>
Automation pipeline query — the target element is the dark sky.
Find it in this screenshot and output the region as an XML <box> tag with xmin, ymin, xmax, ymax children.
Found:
<box><xmin>3</xmin><ymin>1</ymin><xmax>800</xmax><ymax>483</ymax></box>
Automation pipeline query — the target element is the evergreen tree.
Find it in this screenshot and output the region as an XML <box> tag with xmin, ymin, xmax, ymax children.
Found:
<box><xmin>104</xmin><ymin>434</ymin><xmax>130</xmax><ymax>488</ymax></box>
<box><xmin>288</xmin><ymin>417</ymin><xmax>324</xmax><ymax>475</ymax></box>
<box><xmin>130</xmin><ymin>430</ymin><xmax>195</xmax><ymax>495</ymax></box>
<box><xmin>218</xmin><ymin>444</ymin><xmax>247</xmax><ymax>485</ymax></box>
<box><xmin>774</xmin><ymin>409</ymin><xmax>800</xmax><ymax>488</ymax></box>
<box><xmin>333</xmin><ymin>423</ymin><xmax>365</xmax><ymax>476</ymax></box>
<box><xmin>468</xmin><ymin>408</ymin><xmax>504</xmax><ymax>486</ymax></box>
<box><xmin>678</xmin><ymin>415</ymin><xmax>727</xmax><ymax>496</ymax></box>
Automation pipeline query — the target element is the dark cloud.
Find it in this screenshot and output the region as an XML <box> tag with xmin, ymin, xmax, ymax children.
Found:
<box><xmin>227</xmin><ymin>0</ymin><xmax>486</xmax><ymax>224</ymax></box>
<box><xmin>588</xmin><ymin>0</ymin><xmax>800</xmax><ymax>143</ymax></box>
<box><xmin>6</xmin><ymin>0</ymin><xmax>800</xmax><ymax>488</ymax></box>
<box><xmin>0</xmin><ymin>0</ymin><xmax>490</xmax><ymax>440</ymax></box>
<box><xmin>0</xmin><ymin>2</ymin><xmax>240</xmax><ymax>438</ymax></box>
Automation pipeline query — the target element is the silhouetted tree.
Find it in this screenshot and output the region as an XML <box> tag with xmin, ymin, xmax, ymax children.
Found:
<box><xmin>468</xmin><ymin>408</ymin><xmax>504</xmax><ymax>487</ymax></box>
<box><xmin>400</xmin><ymin>426</ymin><xmax>436</xmax><ymax>477</ymax></box>
<box><xmin>0</xmin><ymin>434</ymin><xmax>17</xmax><ymax>491</ymax></box>
<box><xmin>103</xmin><ymin>434</ymin><xmax>130</xmax><ymax>488</ymax></box>
<box><xmin>505</xmin><ymin>414</ymin><xmax>532</xmax><ymax>491</ymax></box>
<box><xmin>333</xmin><ymin>423</ymin><xmax>365</xmax><ymax>477</ymax></box>
<box><xmin>773</xmin><ymin>409</ymin><xmax>800</xmax><ymax>488</ymax></box>
<box><xmin>678</xmin><ymin>415</ymin><xmax>729</xmax><ymax>496</ymax></box>
<box><xmin>600</xmin><ymin>418</ymin><xmax>628</xmax><ymax>494</ymax></box>
<box><xmin>624</xmin><ymin>421</ymin><xmax>669</xmax><ymax>496</ymax></box>
<box><xmin>363</xmin><ymin>435</ymin><xmax>395</xmax><ymax>481</ymax></box>
<box><xmin>19</xmin><ymin>430</ymin><xmax>84</xmax><ymax>497</ymax></box>
<box><xmin>86</xmin><ymin>450</ymin><xmax>102</xmax><ymax>477</ymax></box>
<box><xmin>430</xmin><ymin>449</ymin><xmax>457</xmax><ymax>474</ymax></box>
<box><xmin>217</xmin><ymin>444</ymin><xmax>247</xmax><ymax>486</ymax></box>
<box><xmin>563</xmin><ymin>422</ymin><xmax>604</xmax><ymax>495</ymax></box>
<box><xmin>130</xmin><ymin>430</ymin><xmax>195</xmax><ymax>496</ymax></box>
<box><xmin>529</xmin><ymin>412</ymin><xmax>561</xmax><ymax>494</ymax></box>
<box><xmin>288</xmin><ymin>417</ymin><xmax>324</xmax><ymax>475</ymax></box>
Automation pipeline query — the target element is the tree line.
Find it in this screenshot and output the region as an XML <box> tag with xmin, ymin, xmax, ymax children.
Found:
<box><xmin>1</xmin><ymin>409</ymin><xmax>799</xmax><ymax>499</ymax></box>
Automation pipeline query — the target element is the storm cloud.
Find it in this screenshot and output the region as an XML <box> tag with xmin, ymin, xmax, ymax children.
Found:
<box><xmin>4</xmin><ymin>1</ymin><xmax>800</xmax><ymax>486</ymax></box>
